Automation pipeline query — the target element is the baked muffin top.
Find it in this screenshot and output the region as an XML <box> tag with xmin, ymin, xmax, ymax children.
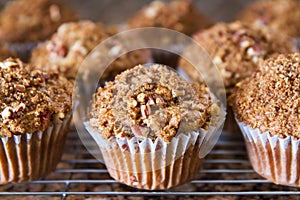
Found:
<box><xmin>30</xmin><ymin>20</ymin><xmax>150</xmax><ymax>80</ymax></box>
<box><xmin>90</xmin><ymin>64</ymin><xmax>219</xmax><ymax>143</ymax></box>
<box><xmin>179</xmin><ymin>21</ymin><xmax>296</xmax><ymax>91</ymax></box>
<box><xmin>230</xmin><ymin>53</ymin><xmax>300</xmax><ymax>139</ymax></box>
<box><xmin>127</xmin><ymin>0</ymin><xmax>213</xmax><ymax>36</ymax></box>
<box><xmin>0</xmin><ymin>0</ymin><xmax>78</xmax><ymax>43</ymax></box>
<box><xmin>30</xmin><ymin>20</ymin><xmax>109</xmax><ymax>79</ymax></box>
<box><xmin>238</xmin><ymin>0</ymin><xmax>300</xmax><ymax>38</ymax></box>
<box><xmin>0</xmin><ymin>58</ymin><xmax>72</xmax><ymax>137</ymax></box>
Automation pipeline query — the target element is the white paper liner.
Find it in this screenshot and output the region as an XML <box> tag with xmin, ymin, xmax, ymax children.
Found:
<box><xmin>85</xmin><ymin>121</ymin><xmax>202</xmax><ymax>172</ymax></box>
<box><xmin>0</xmin><ymin>115</ymin><xmax>71</xmax><ymax>184</ymax></box>
<box><xmin>236</xmin><ymin>120</ymin><xmax>300</xmax><ymax>187</ymax></box>
<box><xmin>85</xmin><ymin>121</ymin><xmax>205</xmax><ymax>189</ymax></box>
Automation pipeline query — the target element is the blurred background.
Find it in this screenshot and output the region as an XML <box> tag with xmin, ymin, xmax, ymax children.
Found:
<box><xmin>0</xmin><ymin>0</ymin><xmax>254</xmax><ymax>25</ymax></box>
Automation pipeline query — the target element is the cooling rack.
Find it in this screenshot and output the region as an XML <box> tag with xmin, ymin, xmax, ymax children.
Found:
<box><xmin>1</xmin><ymin>127</ymin><xmax>300</xmax><ymax>200</ymax></box>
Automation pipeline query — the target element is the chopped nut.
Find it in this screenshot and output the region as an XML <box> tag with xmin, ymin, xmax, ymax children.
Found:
<box><xmin>137</xmin><ymin>93</ymin><xmax>146</xmax><ymax>103</ymax></box>
<box><xmin>71</xmin><ymin>41</ymin><xmax>88</xmax><ymax>56</ymax></box>
<box><xmin>14</xmin><ymin>103</ymin><xmax>26</xmax><ymax>113</ymax></box>
<box><xmin>1</xmin><ymin>107</ymin><xmax>13</xmax><ymax>123</ymax></box>
<box><xmin>131</xmin><ymin>99</ymin><xmax>138</xmax><ymax>108</ymax></box>
<box><xmin>172</xmin><ymin>90</ymin><xmax>185</xmax><ymax>97</ymax></box>
<box><xmin>247</xmin><ymin>45</ymin><xmax>264</xmax><ymax>56</ymax></box>
<box><xmin>140</xmin><ymin>105</ymin><xmax>148</xmax><ymax>118</ymax></box>
<box><xmin>155</xmin><ymin>95</ymin><xmax>165</xmax><ymax>105</ymax></box>
<box><xmin>146</xmin><ymin>104</ymin><xmax>151</xmax><ymax>115</ymax></box>
<box><xmin>15</xmin><ymin>84</ymin><xmax>26</xmax><ymax>92</ymax></box>
<box><xmin>57</xmin><ymin>112</ymin><xmax>65</xmax><ymax>119</ymax></box>
<box><xmin>144</xmin><ymin>1</ymin><xmax>163</xmax><ymax>18</ymax></box>
<box><xmin>49</xmin><ymin>4</ymin><xmax>61</xmax><ymax>22</ymax></box>
<box><xmin>147</xmin><ymin>96</ymin><xmax>155</xmax><ymax>105</ymax></box>
<box><xmin>109</xmin><ymin>45</ymin><xmax>123</xmax><ymax>57</ymax></box>
<box><xmin>213</xmin><ymin>56</ymin><xmax>223</xmax><ymax>65</ymax></box>
<box><xmin>0</xmin><ymin>60</ymin><xmax>17</xmax><ymax>69</ymax></box>
<box><xmin>47</xmin><ymin>41</ymin><xmax>66</xmax><ymax>57</ymax></box>
<box><xmin>239</xmin><ymin>40</ymin><xmax>251</xmax><ymax>48</ymax></box>
<box><xmin>131</xmin><ymin>125</ymin><xmax>149</xmax><ymax>138</ymax></box>
<box><xmin>247</xmin><ymin>47</ymin><xmax>255</xmax><ymax>56</ymax></box>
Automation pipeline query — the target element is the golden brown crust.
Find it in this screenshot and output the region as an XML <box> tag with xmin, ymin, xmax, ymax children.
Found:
<box><xmin>30</xmin><ymin>20</ymin><xmax>150</xmax><ymax>79</ymax></box>
<box><xmin>90</xmin><ymin>64</ymin><xmax>215</xmax><ymax>143</ymax></box>
<box><xmin>179</xmin><ymin>21</ymin><xmax>296</xmax><ymax>92</ymax></box>
<box><xmin>230</xmin><ymin>53</ymin><xmax>300</xmax><ymax>139</ymax></box>
<box><xmin>0</xmin><ymin>0</ymin><xmax>79</xmax><ymax>43</ymax></box>
<box><xmin>0</xmin><ymin>58</ymin><xmax>72</xmax><ymax>137</ymax></box>
<box><xmin>127</xmin><ymin>0</ymin><xmax>213</xmax><ymax>36</ymax></box>
<box><xmin>238</xmin><ymin>0</ymin><xmax>300</xmax><ymax>38</ymax></box>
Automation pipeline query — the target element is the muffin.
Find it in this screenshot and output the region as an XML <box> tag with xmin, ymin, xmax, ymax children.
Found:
<box><xmin>238</xmin><ymin>0</ymin><xmax>300</xmax><ymax>38</ymax></box>
<box><xmin>85</xmin><ymin>64</ymin><xmax>224</xmax><ymax>190</ymax></box>
<box><xmin>30</xmin><ymin>20</ymin><xmax>151</xmax><ymax>80</ymax></box>
<box><xmin>230</xmin><ymin>53</ymin><xmax>300</xmax><ymax>187</ymax></box>
<box><xmin>127</xmin><ymin>0</ymin><xmax>213</xmax><ymax>36</ymax></box>
<box><xmin>0</xmin><ymin>0</ymin><xmax>78</xmax><ymax>61</ymax></box>
<box><xmin>179</xmin><ymin>21</ymin><xmax>297</xmax><ymax>133</ymax></box>
<box><xmin>127</xmin><ymin>0</ymin><xmax>213</xmax><ymax>68</ymax></box>
<box><xmin>0</xmin><ymin>58</ymin><xmax>72</xmax><ymax>184</ymax></box>
<box><xmin>179</xmin><ymin>21</ymin><xmax>297</xmax><ymax>92</ymax></box>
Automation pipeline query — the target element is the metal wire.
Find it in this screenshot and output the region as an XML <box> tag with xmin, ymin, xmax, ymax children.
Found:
<box><xmin>0</xmin><ymin>129</ymin><xmax>300</xmax><ymax>199</ymax></box>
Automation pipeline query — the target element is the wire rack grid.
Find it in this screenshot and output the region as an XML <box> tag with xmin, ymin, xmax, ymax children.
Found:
<box><xmin>1</xmin><ymin>127</ymin><xmax>300</xmax><ymax>200</ymax></box>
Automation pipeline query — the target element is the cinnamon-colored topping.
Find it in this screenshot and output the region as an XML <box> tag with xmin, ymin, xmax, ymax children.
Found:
<box><xmin>238</xmin><ymin>0</ymin><xmax>300</xmax><ymax>38</ymax></box>
<box><xmin>0</xmin><ymin>58</ymin><xmax>72</xmax><ymax>137</ymax></box>
<box><xmin>127</xmin><ymin>0</ymin><xmax>213</xmax><ymax>36</ymax></box>
<box><xmin>30</xmin><ymin>20</ymin><xmax>150</xmax><ymax>79</ymax></box>
<box><xmin>230</xmin><ymin>53</ymin><xmax>300</xmax><ymax>139</ymax></box>
<box><xmin>179</xmin><ymin>21</ymin><xmax>296</xmax><ymax>93</ymax></box>
<box><xmin>0</xmin><ymin>0</ymin><xmax>78</xmax><ymax>43</ymax></box>
<box><xmin>90</xmin><ymin>64</ymin><xmax>218</xmax><ymax>142</ymax></box>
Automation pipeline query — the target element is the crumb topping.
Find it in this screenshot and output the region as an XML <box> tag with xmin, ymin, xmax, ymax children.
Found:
<box><xmin>230</xmin><ymin>53</ymin><xmax>300</xmax><ymax>139</ymax></box>
<box><xmin>127</xmin><ymin>0</ymin><xmax>213</xmax><ymax>36</ymax></box>
<box><xmin>30</xmin><ymin>20</ymin><xmax>109</xmax><ymax>79</ymax></box>
<box><xmin>90</xmin><ymin>64</ymin><xmax>217</xmax><ymax>143</ymax></box>
<box><xmin>0</xmin><ymin>58</ymin><xmax>72</xmax><ymax>137</ymax></box>
<box><xmin>30</xmin><ymin>20</ymin><xmax>150</xmax><ymax>79</ymax></box>
<box><xmin>0</xmin><ymin>0</ymin><xmax>78</xmax><ymax>42</ymax></box>
<box><xmin>179</xmin><ymin>21</ymin><xmax>296</xmax><ymax>92</ymax></box>
<box><xmin>238</xmin><ymin>0</ymin><xmax>300</xmax><ymax>37</ymax></box>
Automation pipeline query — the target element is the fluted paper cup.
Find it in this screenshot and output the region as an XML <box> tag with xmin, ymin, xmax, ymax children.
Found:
<box><xmin>237</xmin><ymin>120</ymin><xmax>300</xmax><ymax>187</ymax></box>
<box><xmin>85</xmin><ymin>110</ymin><xmax>224</xmax><ymax>190</ymax></box>
<box><xmin>0</xmin><ymin>115</ymin><xmax>71</xmax><ymax>184</ymax></box>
